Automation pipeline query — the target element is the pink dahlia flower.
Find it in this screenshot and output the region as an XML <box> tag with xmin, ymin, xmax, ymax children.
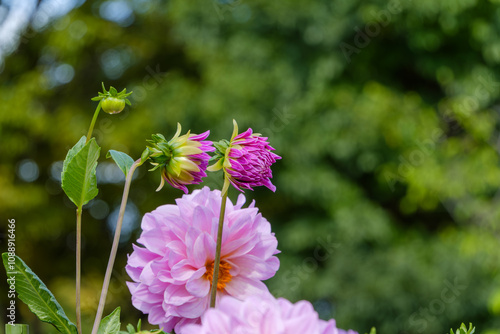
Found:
<box><xmin>126</xmin><ymin>187</ymin><xmax>280</xmax><ymax>333</ymax></box>
<box><xmin>208</xmin><ymin>120</ymin><xmax>281</xmax><ymax>194</ymax></box>
<box><xmin>181</xmin><ymin>292</ymin><xmax>358</xmax><ymax>334</ymax></box>
<box><xmin>147</xmin><ymin>123</ymin><xmax>214</xmax><ymax>193</ymax></box>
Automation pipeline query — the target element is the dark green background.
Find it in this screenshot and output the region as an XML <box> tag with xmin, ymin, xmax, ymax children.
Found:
<box><xmin>1</xmin><ymin>0</ymin><xmax>500</xmax><ymax>333</ymax></box>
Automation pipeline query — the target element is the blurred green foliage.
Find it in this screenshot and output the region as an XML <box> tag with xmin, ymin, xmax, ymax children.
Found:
<box><xmin>1</xmin><ymin>0</ymin><xmax>500</xmax><ymax>333</ymax></box>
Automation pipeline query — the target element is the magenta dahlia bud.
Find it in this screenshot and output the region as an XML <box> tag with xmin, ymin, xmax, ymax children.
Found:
<box><xmin>208</xmin><ymin>120</ymin><xmax>281</xmax><ymax>194</ymax></box>
<box><xmin>182</xmin><ymin>292</ymin><xmax>358</xmax><ymax>334</ymax></box>
<box><xmin>146</xmin><ymin>123</ymin><xmax>214</xmax><ymax>193</ymax></box>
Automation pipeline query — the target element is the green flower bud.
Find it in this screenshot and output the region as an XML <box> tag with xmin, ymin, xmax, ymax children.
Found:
<box><xmin>91</xmin><ymin>83</ymin><xmax>132</xmax><ymax>114</ymax></box>
<box><xmin>101</xmin><ymin>97</ymin><xmax>126</xmax><ymax>114</ymax></box>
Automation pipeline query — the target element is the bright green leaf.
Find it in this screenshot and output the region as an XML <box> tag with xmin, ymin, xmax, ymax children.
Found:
<box><xmin>107</xmin><ymin>150</ymin><xmax>135</xmax><ymax>177</ymax></box>
<box><xmin>136</xmin><ymin>319</ymin><xmax>141</xmax><ymax>331</ymax></box>
<box><xmin>2</xmin><ymin>253</ymin><xmax>78</xmax><ymax>334</ymax></box>
<box><xmin>62</xmin><ymin>136</ymin><xmax>86</xmax><ymax>178</ymax></box>
<box><xmin>450</xmin><ymin>323</ymin><xmax>475</xmax><ymax>334</ymax></box>
<box><xmin>98</xmin><ymin>307</ymin><xmax>121</xmax><ymax>334</ymax></box>
<box><xmin>61</xmin><ymin>137</ymin><xmax>101</xmax><ymax>208</ymax></box>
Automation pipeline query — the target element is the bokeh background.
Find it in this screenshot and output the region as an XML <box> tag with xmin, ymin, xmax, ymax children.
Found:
<box><xmin>1</xmin><ymin>0</ymin><xmax>500</xmax><ymax>333</ymax></box>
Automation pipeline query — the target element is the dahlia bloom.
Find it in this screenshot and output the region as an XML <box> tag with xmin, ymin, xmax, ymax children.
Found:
<box><xmin>126</xmin><ymin>187</ymin><xmax>280</xmax><ymax>333</ymax></box>
<box><xmin>208</xmin><ymin>120</ymin><xmax>281</xmax><ymax>194</ymax></box>
<box><xmin>147</xmin><ymin>123</ymin><xmax>214</xmax><ymax>193</ymax></box>
<box><xmin>181</xmin><ymin>293</ymin><xmax>358</xmax><ymax>334</ymax></box>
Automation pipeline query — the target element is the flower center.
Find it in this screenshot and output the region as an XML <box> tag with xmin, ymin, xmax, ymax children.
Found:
<box><xmin>203</xmin><ymin>260</ymin><xmax>232</xmax><ymax>290</ymax></box>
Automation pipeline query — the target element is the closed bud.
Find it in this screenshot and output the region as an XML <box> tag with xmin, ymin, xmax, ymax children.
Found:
<box><xmin>91</xmin><ymin>83</ymin><xmax>132</xmax><ymax>115</ymax></box>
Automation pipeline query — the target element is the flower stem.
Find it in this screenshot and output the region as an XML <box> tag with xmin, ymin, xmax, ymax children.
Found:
<box><xmin>91</xmin><ymin>159</ymin><xmax>141</xmax><ymax>334</ymax></box>
<box><xmin>210</xmin><ymin>184</ymin><xmax>229</xmax><ymax>308</ymax></box>
<box><xmin>75</xmin><ymin>100</ymin><xmax>101</xmax><ymax>334</ymax></box>
<box><xmin>76</xmin><ymin>206</ymin><xmax>83</xmax><ymax>334</ymax></box>
<box><xmin>86</xmin><ymin>101</ymin><xmax>101</xmax><ymax>144</ymax></box>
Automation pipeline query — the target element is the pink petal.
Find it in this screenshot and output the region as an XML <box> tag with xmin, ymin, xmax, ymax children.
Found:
<box><xmin>224</xmin><ymin>276</ymin><xmax>268</xmax><ymax>299</ymax></box>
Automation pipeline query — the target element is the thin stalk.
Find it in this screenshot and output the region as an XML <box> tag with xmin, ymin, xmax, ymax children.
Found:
<box><xmin>91</xmin><ymin>159</ymin><xmax>141</xmax><ymax>334</ymax></box>
<box><xmin>75</xmin><ymin>100</ymin><xmax>101</xmax><ymax>334</ymax></box>
<box><xmin>86</xmin><ymin>101</ymin><xmax>101</xmax><ymax>144</ymax></box>
<box><xmin>210</xmin><ymin>187</ymin><xmax>229</xmax><ymax>307</ymax></box>
<box><xmin>76</xmin><ymin>207</ymin><xmax>83</xmax><ymax>334</ymax></box>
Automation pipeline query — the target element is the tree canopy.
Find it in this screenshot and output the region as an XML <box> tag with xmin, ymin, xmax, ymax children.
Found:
<box><xmin>1</xmin><ymin>0</ymin><xmax>500</xmax><ymax>333</ymax></box>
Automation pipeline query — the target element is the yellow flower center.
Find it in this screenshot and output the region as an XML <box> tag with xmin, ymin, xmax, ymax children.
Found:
<box><xmin>203</xmin><ymin>260</ymin><xmax>232</xmax><ymax>290</ymax></box>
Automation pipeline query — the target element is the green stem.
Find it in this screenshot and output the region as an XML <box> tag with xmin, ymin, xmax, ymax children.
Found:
<box><xmin>74</xmin><ymin>100</ymin><xmax>101</xmax><ymax>334</ymax></box>
<box><xmin>5</xmin><ymin>324</ymin><xmax>29</xmax><ymax>334</ymax></box>
<box><xmin>91</xmin><ymin>159</ymin><xmax>141</xmax><ymax>334</ymax></box>
<box><xmin>76</xmin><ymin>207</ymin><xmax>83</xmax><ymax>334</ymax></box>
<box><xmin>86</xmin><ymin>101</ymin><xmax>101</xmax><ymax>144</ymax></box>
<box><xmin>210</xmin><ymin>185</ymin><xmax>229</xmax><ymax>308</ymax></box>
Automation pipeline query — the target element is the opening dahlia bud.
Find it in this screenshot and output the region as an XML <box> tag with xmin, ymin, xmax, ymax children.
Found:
<box><xmin>208</xmin><ymin>119</ymin><xmax>281</xmax><ymax>194</ymax></box>
<box><xmin>91</xmin><ymin>83</ymin><xmax>132</xmax><ymax>114</ymax></box>
<box><xmin>144</xmin><ymin>123</ymin><xmax>214</xmax><ymax>193</ymax></box>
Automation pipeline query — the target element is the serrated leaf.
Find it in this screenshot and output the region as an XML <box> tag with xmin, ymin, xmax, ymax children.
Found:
<box><xmin>98</xmin><ymin>307</ymin><xmax>121</xmax><ymax>334</ymax></box>
<box><xmin>2</xmin><ymin>253</ymin><xmax>78</xmax><ymax>334</ymax></box>
<box><xmin>62</xmin><ymin>138</ymin><xmax>101</xmax><ymax>208</ymax></box>
<box><xmin>107</xmin><ymin>150</ymin><xmax>134</xmax><ymax>177</ymax></box>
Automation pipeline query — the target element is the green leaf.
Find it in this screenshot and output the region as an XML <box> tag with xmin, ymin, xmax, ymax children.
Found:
<box><xmin>136</xmin><ymin>319</ymin><xmax>141</xmax><ymax>331</ymax></box>
<box><xmin>126</xmin><ymin>323</ymin><xmax>135</xmax><ymax>333</ymax></box>
<box><xmin>450</xmin><ymin>323</ymin><xmax>475</xmax><ymax>334</ymax></box>
<box><xmin>107</xmin><ymin>150</ymin><xmax>135</xmax><ymax>177</ymax></box>
<box><xmin>61</xmin><ymin>137</ymin><xmax>101</xmax><ymax>208</ymax></box>
<box><xmin>62</xmin><ymin>136</ymin><xmax>86</xmax><ymax>176</ymax></box>
<box><xmin>98</xmin><ymin>307</ymin><xmax>121</xmax><ymax>334</ymax></box>
<box><xmin>2</xmin><ymin>253</ymin><xmax>78</xmax><ymax>334</ymax></box>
